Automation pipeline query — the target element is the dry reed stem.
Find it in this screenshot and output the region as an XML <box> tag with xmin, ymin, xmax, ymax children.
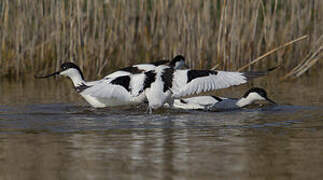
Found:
<box><xmin>210</xmin><ymin>64</ymin><xmax>220</xmax><ymax>70</ymax></box>
<box><xmin>281</xmin><ymin>36</ymin><xmax>323</xmax><ymax>80</ymax></box>
<box><xmin>237</xmin><ymin>35</ymin><xmax>309</xmax><ymax>72</ymax></box>
<box><xmin>296</xmin><ymin>56</ymin><xmax>321</xmax><ymax>77</ymax></box>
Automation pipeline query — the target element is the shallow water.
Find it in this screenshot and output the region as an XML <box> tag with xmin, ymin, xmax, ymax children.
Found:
<box><xmin>0</xmin><ymin>73</ymin><xmax>323</xmax><ymax>180</ymax></box>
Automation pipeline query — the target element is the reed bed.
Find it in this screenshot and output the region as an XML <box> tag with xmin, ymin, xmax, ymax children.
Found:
<box><xmin>0</xmin><ymin>0</ymin><xmax>322</xmax><ymax>79</ymax></box>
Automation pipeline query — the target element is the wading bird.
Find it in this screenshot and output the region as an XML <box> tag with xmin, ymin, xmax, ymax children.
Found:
<box><xmin>35</xmin><ymin>55</ymin><xmax>186</xmax><ymax>108</ymax></box>
<box><xmin>135</xmin><ymin>65</ymin><xmax>273</xmax><ymax>113</ymax></box>
<box><xmin>167</xmin><ymin>87</ymin><xmax>276</xmax><ymax>110</ymax></box>
<box><xmin>36</xmin><ymin>57</ymin><xmax>274</xmax><ymax>112</ymax></box>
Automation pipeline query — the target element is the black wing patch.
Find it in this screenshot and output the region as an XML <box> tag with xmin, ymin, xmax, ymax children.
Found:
<box><xmin>110</xmin><ymin>76</ymin><xmax>131</xmax><ymax>92</ymax></box>
<box><xmin>180</xmin><ymin>99</ymin><xmax>188</xmax><ymax>104</ymax></box>
<box><xmin>187</xmin><ymin>70</ymin><xmax>218</xmax><ymax>83</ymax></box>
<box><xmin>119</xmin><ymin>66</ymin><xmax>144</xmax><ymax>74</ymax></box>
<box><xmin>143</xmin><ymin>71</ymin><xmax>156</xmax><ymax>90</ymax></box>
<box><xmin>211</xmin><ymin>96</ymin><xmax>223</xmax><ymax>102</ymax></box>
<box><xmin>161</xmin><ymin>68</ymin><xmax>175</xmax><ymax>92</ymax></box>
<box><xmin>150</xmin><ymin>60</ymin><xmax>170</xmax><ymax>66</ymax></box>
<box><xmin>75</xmin><ymin>83</ymin><xmax>91</xmax><ymax>93</ymax></box>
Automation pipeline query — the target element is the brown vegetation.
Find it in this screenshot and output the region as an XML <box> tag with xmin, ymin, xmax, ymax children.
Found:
<box><xmin>0</xmin><ymin>0</ymin><xmax>322</xmax><ymax>79</ymax></box>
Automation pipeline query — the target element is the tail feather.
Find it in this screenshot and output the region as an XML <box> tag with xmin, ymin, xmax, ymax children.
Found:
<box><xmin>243</xmin><ymin>65</ymin><xmax>279</xmax><ymax>80</ymax></box>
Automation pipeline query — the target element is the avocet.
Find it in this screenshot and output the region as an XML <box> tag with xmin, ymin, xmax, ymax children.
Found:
<box><xmin>36</xmin><ymin>58</ymin><xmax>272</xmax><ymax>111</ymax></box>
<box><xmin>135</xmin><ymin>65</ymin><xmax>272</xmax><ymax>113</ymax></box>
<box><xmin>35</xmin><ymin>55</ymin><xmax>186</xmax><ymax>108</ymax></box>
<box><xmin>167</xmin><ymin>87</ymin><xmax>276</xmax><ymax>110</ymax></box>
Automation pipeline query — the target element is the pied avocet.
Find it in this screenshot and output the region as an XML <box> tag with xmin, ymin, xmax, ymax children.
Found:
<box><xmin>167</xmin><ymin>87</ymin><xmax>276</xmax><ymax>110</ymax></box>
<box><xmin>36</xmin><ymin>57</ymin><xmax>273</xmax><ymax>111</ymax></box>
<box><xmin>132</xmin><ymin>65</ymin><xmax>274</xmax><ymax>113</ymax></box>
<box><xmin>35</xmin><ymin>55</ymin><xmax>186</xmax><ymax>108</ymax></box>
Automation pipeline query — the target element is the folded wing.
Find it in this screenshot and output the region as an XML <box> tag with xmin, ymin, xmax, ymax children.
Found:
<box><xmin>81</xmin><ymin>81</ymin><xmax>133</xmax><ymax>102</ymax></box>
<box><xmin>82</xmin><ymin>73</ymin><xmax>146</xmax><ymax>101</ymax></box>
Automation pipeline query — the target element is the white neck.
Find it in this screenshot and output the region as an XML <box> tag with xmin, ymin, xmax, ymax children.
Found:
<box><xmin>60</xmin><ymin>69</ymin><xmax>85</xmax><ymax>87</ymax></box>
<box><xmin>236</xmin><ymin>92</ymin><xmax>265</xmax><ymax>107</ymax></box>
<box><xmin>70</xmin><ymin>74</ymin><xmax>85</xmax><ymax>87</ymax></box>
<box><xmin>236</xmin><ymin>97</ymin><xmax>253</xmax><ymax>107</ymax></box>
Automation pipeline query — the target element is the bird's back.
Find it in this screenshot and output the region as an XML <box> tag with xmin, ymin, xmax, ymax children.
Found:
<box><xmin>207</xmin><ymin>98</ymin><xmax>240</xmax><ymax>111</ymax></box>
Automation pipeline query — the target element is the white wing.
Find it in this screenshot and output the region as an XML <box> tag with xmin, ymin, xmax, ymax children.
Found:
<box><xmin>82</xmin><ymin>73</ymin><xmax>146</xmax><ymax>101</ymax></box>
<box><xmin>133</xmin><ymin>64</ymin><xmax>158</xmax><ymax>70</ymax></box>
<box><xmin>129</xmin><ymin>73</ymin><xmax>146</xmax><ymax>96</ymax></box>
<box><xmin>172</xmin><ymin>70</ymin><xmax>249</xmax><ymax>98</ymax></box>
<box><xmin>181</xmin><ymin>96</ymin><xmax>222</xmax><ymax>105</ymax></box>
<box><xmin>81</xmin><ymin>80</ymin><xmax>134</xmax><ymax>102</ymax></box>
<box><xmin>104</xmin><ymin>71</ymin><xmax>131</xmax><ymax>79</ymax></box>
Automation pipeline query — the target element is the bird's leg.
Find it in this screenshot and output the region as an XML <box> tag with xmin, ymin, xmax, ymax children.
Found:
<box><xmin>166</xmin><ymin>99</ymin><xmax>174</xmax><ymax>109</ymax></box>
<box><xmin>146</xmin><ymin>106</ymin><xmax>153</xmax><ymax>114</ymax></box>
<box><xmin>165</xmin><ymin>92</ymin><xmax>174</xmax><ymax>108</ymax></box>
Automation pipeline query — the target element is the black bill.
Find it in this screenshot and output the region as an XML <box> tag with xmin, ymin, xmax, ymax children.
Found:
<box><xmin>265</xmin><ymin>97</ymin><xmax>277</xmax><ymax>104</ymax></box>
<box><xmin>34</xmin><ymin>71</ymin><xmax>60</xmax><ymax>79</ymax></box>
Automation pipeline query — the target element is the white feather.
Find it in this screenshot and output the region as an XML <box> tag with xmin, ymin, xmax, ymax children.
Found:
<box><xmin>171</xmin><ymin>96</ymin><xmax>223</xmax><ymax>110</ymax></box>
<box><xmin>104</xmin><ymin>71</ymin><xmax>131</xmax><ymax>79</ymax></box>
<box><xmin>81</xmin><ymin>81</ymin><xmax>132</xmax><ymax>101</ymax></box>
<box><xmin>172</xmin><ymin>70</ymin><xmax>248</xmax><ymax>98</ymax></box>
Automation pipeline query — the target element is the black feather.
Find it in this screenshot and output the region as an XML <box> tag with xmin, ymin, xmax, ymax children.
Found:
<box><xmin>211</xmin><ymin>96</ymin><xmax>223</xmax><ymax>102</ymax></box>
<box><xmin>143</xmin><ymin>71</ymin><xmax>156</xmax><ymax>90</ymax></box>
<box><xmin>150</xmin><ymin>60</ymin><xmax>170</xmax><ymax>66</ymax></box>
<box><xmin>187</xmin><ymin>70</ymin><xmax>218</xmax><ymax>83</ymax></box>
<box><xmin>75</xmin><ymin>83</ymin><xmax>91</xmax><ymax>93</ymax></box>
<box><xmin>110</xmin><ymin>76</ymin><xmax>131</xmax><ymax>92</ymax></box>
<box><xmin>119</xmin><ymin>66</ymin><xmax>144</xmax><ymax>74</ymax></box>
<box><xmin>61</xmin><ymin>62</ymin><xmax>85</xmax><ymax>80</ymax></box>
<box><xmin>161</xmin><ymin>68</ymin><xmax>175</xmax><ymax>92</ymax></box>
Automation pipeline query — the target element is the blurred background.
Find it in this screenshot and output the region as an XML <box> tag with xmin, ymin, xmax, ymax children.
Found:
<box><xmin>0</xmin><ymin>1</ymin><xmax>323</xmax><ymax>180</ymax></box>
<box><xmin>0</xmin><ymin>0</ymin><xmax>322</xmax><ymax>79</ymax></box>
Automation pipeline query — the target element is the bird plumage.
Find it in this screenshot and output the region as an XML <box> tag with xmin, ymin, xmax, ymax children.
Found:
<box><xmin>139</xmin><ymin>65</ymin><xmax>269</xmax><ymax>111</ymax></box>
<box><xmin>168</xmin><ymin>87</ymin><xmax>276</xmax><ymax>110</ymax></box>
<box><xmin>104</xmin><ymin>55</ymin><xmax>186</xmax><ymax>79</ymax></box>
<box><xmin>36</xmin><ymin>55</ymin><xmax>273</xmax><ymax>111</ymax></box>
<box><xmin>35</xmin><ymin>55</ymin><xmax>186</xmax><ymax>108</ymax></box>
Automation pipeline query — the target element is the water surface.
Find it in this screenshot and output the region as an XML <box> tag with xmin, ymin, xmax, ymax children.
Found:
<box><xmin>0</xmin><ymin>73</ymin><xmax>323</xmax><ymax>180</ymax></box>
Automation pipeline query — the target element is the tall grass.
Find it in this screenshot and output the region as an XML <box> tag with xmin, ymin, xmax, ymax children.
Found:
<box><xmin>0</xmin><ymin>0</ymin><xmax>321</xmax><ymax>79</ymax></box>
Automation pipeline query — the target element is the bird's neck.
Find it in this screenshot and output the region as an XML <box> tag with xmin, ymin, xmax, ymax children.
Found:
<box><xmin>236</xmin><ymin>97</ymin><xmax>253</xmax><ymax>107</ymax></box>
<box><xmin>68</xmin><ymin>73</ymin><xmax>86</xmax><ymax>87</ymax></box>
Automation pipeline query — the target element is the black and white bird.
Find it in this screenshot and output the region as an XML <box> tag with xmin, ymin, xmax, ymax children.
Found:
<box><xmin>35</xmin><ymin>55</ymin><xmax>186</xmax><ymax>108</ymax></box>
<box><xmin>166</xmin><ymin>87</ymin><xmax>276</xmax><ymax>110</ymax></box>
<box><xmin>134</xmin><ymin>65</ymin><xmax>273</xmax><ymax>112</ymax></box>
<box><xmin>104</xmin><ymin>55</ymin><xmax>186</xmax><ymax>79</ymax></box>
<box><xmin>36</xmin><ymin>56</ymin><xmax>273</xmax><ymax>111</ymax></box>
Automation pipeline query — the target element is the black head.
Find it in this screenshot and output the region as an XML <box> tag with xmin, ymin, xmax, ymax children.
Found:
<box><xmin>243</xmin><ymin>87</ymin><xmax>276</xmax><ymax>104</ymax></box>
<box><xmin>60</xmin><ymin>62</ymin><xmax>84</xmax><ymax>80</ymax></box>
<box><xmin>169</xmin><ymin>55</ymin><xmax>185</xmax><ymax>67</ymax></box>
<box><xmin>243</xmin><ymin>87</ymin><xmax>267</xmax><ymax>98</ymax></box>
<box><xmin>169</xmin><ymin>55</ymin><xmax>188</xmax><ymax>69</ymax></box>
<box><xmin>35</xmin><ymin>62</ymin><xmax>84</xmax><ymax>80</ymax></box>
<box><xmin>60</xmin><ymin>62</ymin><xmax>80</xmax><ymax>71</ymax></box>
